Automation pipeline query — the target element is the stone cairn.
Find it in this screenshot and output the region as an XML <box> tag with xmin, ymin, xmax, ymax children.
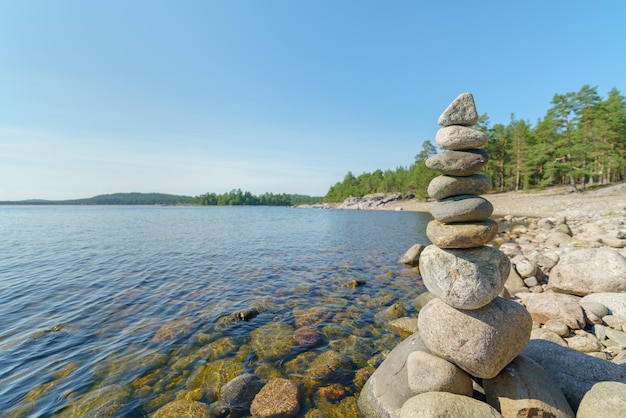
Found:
<box><xmin>358</xmin><ymin>93</ymin><xmax>535</xmax><ymax>417</ymax></box>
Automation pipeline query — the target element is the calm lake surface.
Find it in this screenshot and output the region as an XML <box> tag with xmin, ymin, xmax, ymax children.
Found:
<box><xmin>0</xmin><ymin>206</ymin><xmax>431</xmax><ymax>417</ymax></box>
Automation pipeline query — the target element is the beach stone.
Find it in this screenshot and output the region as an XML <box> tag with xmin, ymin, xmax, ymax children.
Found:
<box><xmin>603</xmin><ymin>315</ymin><xmax>626</xmax><ymax>330</ymax></box>
<box><xmin>517</xmin><ymin>291</ymin><xmax>585</xmax><ymax>329</ymax></box>
<box><xmin>388</xmin><ymin>317</ymin><xmax>420</xmax><ymax>337</ymax></box>
<box><xmin>437</xmin><ymin>92</ymin><xmax>479</xmax><ymax>126</ymax></box>
<box><xmin>484</xmin><ymin>355</ymin><xmax>575</xmax><ymax>418</ymax></box>
<box><xmin>400</xmin><ymin>392</ymin><xmax>501</xmax><ymax>418</ymax></box>
<box><xmin>357</xmin><ymin>333</ymin><xmax>431</xmax><ymax>418</ymax></box>
<box><xmin>399</xmin><ymin>244</ymin><xmax>425</xmax><ymax>266</ymax></box>
<box><xmin>514</xmin><ymin>258</ymin><xmax>537</xmax><ymax>279</ymax></box>
<box><xmin>548</xmin><ymin>248</ymin><xmax>626</xmax><ymax>296</ymax></box>
<box><xmin>426</xmin><ymin>219</ymin><xmax>498</xmax><ymax>249</ymax></box>
<box><xmin>427</xmin><ymin>174</ymin><xmax>492</xmax><ymax>200</ymax></box>
<box><xmin>430</xmin><ymin>195</ymin><xmax>493</xmax><ymax>223</ymax></box>
<box><xmin>419</xmin><ymin>245</ymin><xmax>510</xmax><ymax>310</ymax></box>
<box><xmin>602</xmin><ymin>237</ymin><xmax>626</xmax><ymax>248</ymax></box>
<box><xmin>522</xmin><ymin>339</ymin><xmax>626</xmax><ymax>411</ymax></box>
<box><xmin>406</xmin><ymin>351</ymin><xmax>473</xmax><ymax>396</ymax></box>
<box><xmin>580</xmin><ymin>300</ymin><xmax>609</xmax><ymax>318</ymax></box>
<box><xmin>250</xmin><ymin>378</ymin><xmax>300</xmax><ymax>418</ymax></box>
<box><xmin>544</xmin><ymin>319</ymin><xmax>570</xmax><ymax>337</ymax></box>
<box><xmin>435</xmin><ymin>125</ymin><xmax>488</xmax><ymax>150</ymax></box>
<box><xmin>417</xmin><ymin>297</ymin><xmax>532</xmax><ymax>378</ymax></box>
<box><xmin>152</xmin><ymin>400</ymin><xmax>211</xmax><ymax>418</ymax></box>
<box><xmin>613</xmin><ymin>351</ymin><xmax>626</xmax><ymax>365</ymax></box>
<box><xmin>605</xmin><ymin>327</ymin><xmax>626</xmax><ymax>348</ymax></box>
<box><xmin>425</xmin><ymin>149</ymin><xmax>489</xmax><ymax>176</ymax></box>
<box><xmin>413</xmin><ymin>291</ymin><xmax>435</xmax><ymax>310</ymax></box>
<box><xmin>504</xmin><ymin>267</ymin><xmax>526</xmax><ymax>293</ymax></box>
<box><xmin>581</xmin><ymin>293</ymin><xmax>626</xmax><ymax>318</ymax></box>
<box><xmin>531</xmin><ymin>327</ymin><xmax>568</xmax><ymax>347</ymax></box>
<box><xmin>577</xmin><ymin>381</ymin><xmax>626</xmax><ymax>418</ymax></box>
<box><xmin>565</xmin><ymin>332</ymin><xmax>603</xmax><ymax>353</ymax></box>
<box><xmin>547</xmin><ymin>231</ymin><xmax>573</xmax><ymax>246</ymax></box>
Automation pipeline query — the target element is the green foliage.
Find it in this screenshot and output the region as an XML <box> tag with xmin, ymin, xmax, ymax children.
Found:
<box><xmin>323</xmin><ymin>140</ymin><xmax>438</xmax><ymax>202</ymax></box>
<box><xmin>478</xmin><ymin>85</ymin><xmax>626</xmax><ymax>191</ymax></box>
<box><xmin>192</xmin><ymin>190</ymin><xmax>323</xmax><ymax>206</ymax></box>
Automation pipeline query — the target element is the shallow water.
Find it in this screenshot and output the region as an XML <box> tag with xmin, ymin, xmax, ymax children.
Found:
<box><xmin>0</xmin><ymin>206</ymin><xmax>431</xmax><ymax>416</ymax></box>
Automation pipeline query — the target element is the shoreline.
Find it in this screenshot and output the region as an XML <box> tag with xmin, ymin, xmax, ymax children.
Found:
<box><xmin>370</xmin><ymin>182</ymin><xmax>626</xmax><ymax>220</ymax></box>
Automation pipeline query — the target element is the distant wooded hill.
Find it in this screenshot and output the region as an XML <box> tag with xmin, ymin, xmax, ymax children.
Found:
<box><xmin>0</xmin><ymin>191</ymin><xmax>323</xmax><ymax>206</ymax></box>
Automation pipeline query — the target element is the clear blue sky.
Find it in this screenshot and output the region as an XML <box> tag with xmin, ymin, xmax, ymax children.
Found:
<box><xmin>1</xmin><ymin>1</ymin><xmax>624</xmax><ymax>200</ymax></box>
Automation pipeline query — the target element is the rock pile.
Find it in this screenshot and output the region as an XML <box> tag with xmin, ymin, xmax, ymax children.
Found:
<box><xmin>358</xmin><ymin>93</ymin><xmax>574</xmax><ymax>417</ymax></box>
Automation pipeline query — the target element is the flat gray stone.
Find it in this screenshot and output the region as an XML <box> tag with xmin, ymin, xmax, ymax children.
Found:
<box><xmin>419</xmin><ymin>245</ymin><xmax>510</xmax><ymax>310</ymax></box>
<box><xmin>425</xmin><ymin>149</ymin><xmax>489</xmax><ymax>176</ymax></box>
<box><xmin>484</xmin><ymin>355</ymin><xmax>575</xmax><ymax>418</ymax></box>
<box><xmin>406</xmin><ymin>351</ymin><xmax>473</xmax><ymax>396</ymax></box>
<box><xmin>435</xmin><ymin>125</ymin><xmax>487</xmax><ymax>150</ymax></box>
<box><xmin>437</xmin><ymin>92</ymin><xmax>479</xmax><ymax>126</ymax></box>
<box><xmin>581</xmin><ymin>293</ymin><xmax>626</xmax><ymax>318</ymax></box>
<box><xmin>427</xmin><ymin>174</ymin><xmax>492</xmax><ymax>200</ymax></box>
<box><xmin>516</xmin><ymin>291</ymin><xmax>586</xmax><ymax>329</ymax></box>
<box><xmin>418</xmin><ymin>297</ymin><xmax>532</xmax><ymax>379</ymax></box>
<box><xmin>400</xmin><ymin>390</ymin><xmax>502</xmax><ymax>418</ymax></box>
<box><xmin>430</xmin><ymin>195</ymin><xmax>493</xmax><ymax>223</ymax></box>
<box><xmin>577</xmin><ymin>381</ymin><xmax>626</xmax><ymax>418</ymax></box>
<box><xmin>357</xmin><ymin>333</ymin><xmax>431</xmax><ymax>418</ymax></box>
<box><xmin>426</xmin><ymin>219</ymin><xmax>498</xmax><ymax>249</ymax></box>
<box><xmin>548</xmin><ymin>248</ymin><xmax>626</xmax><ymax>296</ymax></box>
<box><xmin>522</xmin><ymin>339</ymin><xmax>626</xmax><ymax>411</ymax></box>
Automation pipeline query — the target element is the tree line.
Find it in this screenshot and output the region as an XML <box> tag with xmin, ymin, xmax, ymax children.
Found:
<box><xmin>324</xmin><ymin>85</ymin><xmax>626</xmax><ymax>202</ymax></box>
<box><xmin>192</xmin><ymin>189</ymin><xmax>323</xmax><ymax>206</ymax></box>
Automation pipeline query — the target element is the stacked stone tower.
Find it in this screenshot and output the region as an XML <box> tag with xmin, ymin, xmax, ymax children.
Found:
<box><xmin>358</xmin><ymin>93</ymin><xmax>533</xmax><ymax>417</ymax></box>
<box><xmin>417</xmin><ymin>93</ymin><xmax>532</xmax><ymax>379</ymax></box>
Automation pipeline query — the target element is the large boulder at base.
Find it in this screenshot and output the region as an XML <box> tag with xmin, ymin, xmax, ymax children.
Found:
<box><xmin>250</xmin><ymin>378</ymin><xmax>300</xmax><ymax>418</ymax></box>
<box><xmin>435</xmin><ymin>125</ymin><xmax>488</xmax><ymax>150</ymax></box>
<box><xmin>426</xmin><ymin>219</ymin><xmax>498</xmax><ymax>249</ymax></box>
<box><xmin>576</xmin><ymin>381</ymin><xmax>626</xmax><ymax>418</ymax></box>
<box><xmin>418</xmin><ymin>297</ymin><xmax>532</xmax><ymax>379</ymax></box>
<box><xmin>516</xmin><ymin>291</ymin><xmax>586</xmax><ymax>329</ymax></box>
<box><xmin>419</xmin><ymin>245</ymin><xmax>510</xmax><ymax>310</ymax></box>
<box><xmin>357</xmin><ymin>333</ymin><xmax>431</xmax><ymax>418</ymax></box>
<box><xmin>547</xmin><ymin>248</ymin><xmax>626</xmax><ymax>296</ymax></box>
<box><xmin>152</xmin><ymin>400</ymin><xmax>211</xmax><ymax>418</ymax></box>
<box><xmin>484</xmin><ymin>355</ymin><xmax>575</xmax><ymax>418</ymax></box>
<box><xmin>522</xmin><ymin>339</ymin><xmax>626</xmax><ymax>411</ymax></box>
<box><xmin>406</xmin><ymin>351</ymin><xmax>473</xmax><ymax>396</ymax></box>
<box><xmin>400</xmin><ymin>391</ymin><xmax>501</xmax><ymax>418</ymax></box>
<box><xmin>430</xmin><ymin>195</ymin><xmax>493</xmax><ymax>223</ymax></box>
<box><xmin>437</xmin><ymin>92</ymin><xmax>479</xmax><ymax>126</ymax></box>
<box><xmin>427</xmin><ymin>174</ymin><xmax>492</xmax><ymax>200</ymax></box>
<box><xmin>425</xmin><ymin>149</ymin><xmax>489</xmax><ymax>176</ymax></box>
<box><xmin>581</xmin><ymin>293</ymin><xmax>626</xmax><ymax>318</ymax></box>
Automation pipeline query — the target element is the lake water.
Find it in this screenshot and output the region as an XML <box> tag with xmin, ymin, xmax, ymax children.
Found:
<box><xmin>0</xmin><ymin>206</ymin><xmax>431</xmax><ymax>417</ymax></box>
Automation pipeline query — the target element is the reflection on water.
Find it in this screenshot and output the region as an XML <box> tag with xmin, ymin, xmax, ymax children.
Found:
<box><xmin>0</xmin><ymin>206</ymin><xmax>431</xmax><ymax>416</ymax></box>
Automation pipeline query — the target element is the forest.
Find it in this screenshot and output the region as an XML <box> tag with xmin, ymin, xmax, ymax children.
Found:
<box><xmin>323</xmin><ymin>85</ymin><xmax>626</xmax><ymax>202</ymax></box>
<box><xmin>192</xmin><ymin>190</ymin><xmax>322</xmax><ymax>206</ymax></box>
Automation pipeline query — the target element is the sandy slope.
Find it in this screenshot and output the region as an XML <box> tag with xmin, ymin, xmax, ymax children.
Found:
<box><xmin>384</xmin><ymin>183</ymin><xmax>626</xmax><ymax>219</ymax></box>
